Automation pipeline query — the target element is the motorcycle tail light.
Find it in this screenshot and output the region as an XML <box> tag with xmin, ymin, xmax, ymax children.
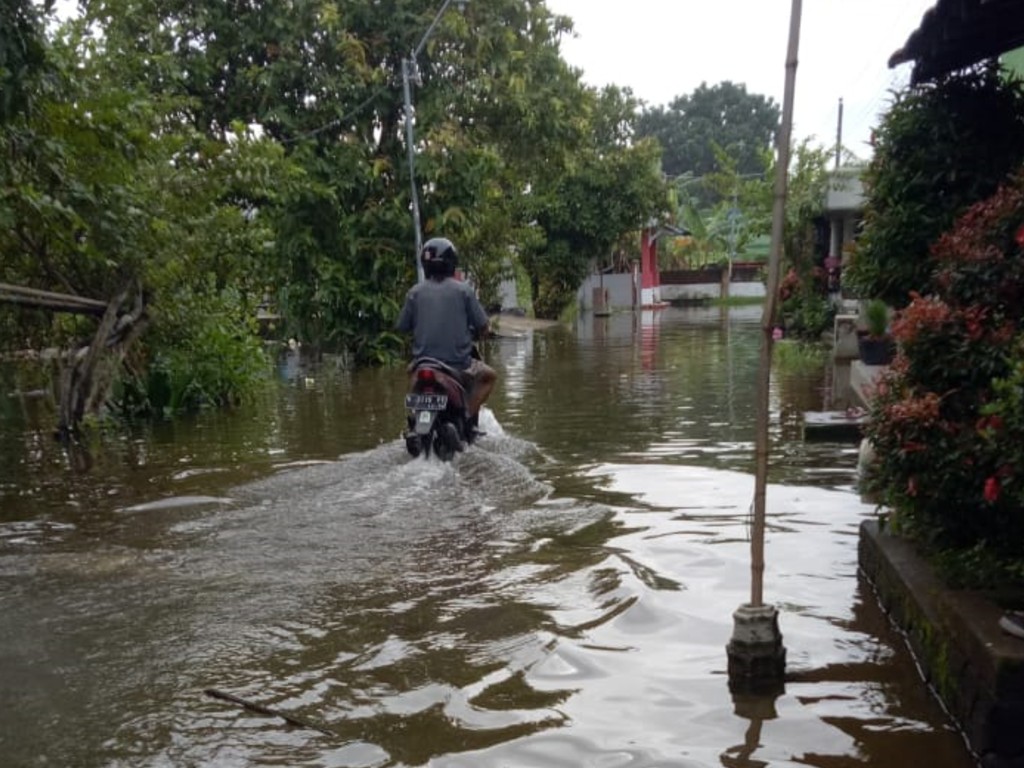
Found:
<box><xmin>416</xmin><ymin>368</ymin><xmax>436</xmax><ymax>382</ymax></box>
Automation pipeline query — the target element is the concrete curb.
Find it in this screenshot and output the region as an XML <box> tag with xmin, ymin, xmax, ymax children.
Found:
<box><xmin>858</xmin><ymin>520</ymin><xmax>1024</xmax><ymax>768</ymax></box>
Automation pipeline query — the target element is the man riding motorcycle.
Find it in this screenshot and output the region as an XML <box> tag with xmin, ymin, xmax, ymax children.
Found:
<box><xmin>395</xmin><ymin>237</ymin><xmax>497</xmax><ymax>430</ymax></box>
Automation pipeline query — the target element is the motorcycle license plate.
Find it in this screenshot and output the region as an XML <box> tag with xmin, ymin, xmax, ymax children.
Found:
<box><xmin>406</xmin><ymin>393</ymin><xmax>448</xmax><ymax>411</ymax></box>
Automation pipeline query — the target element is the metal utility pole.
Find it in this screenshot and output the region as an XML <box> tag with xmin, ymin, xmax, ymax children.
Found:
<box><xmin>835</xmin><ymin>97</ymin><xmax>844</xmax><ymax>169</ymax></box>
<box><xmin>401</xmin><ymin>0</ymin><xmax>469</xmax><ymax>283</ymax></box>
<box><xmin>726</xmin><ymin>185</ymin><xmax>740</xmax><ymax>297</ymax></box>
<box><xmin>726</xmin><ymin>0</ymin><xmax>802</xmax><ymax>695</ymax></box>
<box><xmin>402</xmin><ymin>57</ymin><xmax>425</xmax><ymax>283</ymax></box>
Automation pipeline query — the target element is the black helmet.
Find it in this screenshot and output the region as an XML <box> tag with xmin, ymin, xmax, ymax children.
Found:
<box><xmin>421</xmin><ymin>237</ymin><xmax>458</xmax><ymax>279</ymax></box>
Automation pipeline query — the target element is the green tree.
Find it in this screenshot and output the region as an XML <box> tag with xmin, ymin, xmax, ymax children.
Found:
<box><xmin>636</xmin><ymin>81</ymin><xmax>780</xmax><ymax>180</ymax></box>
<box><xmin>2</xmin><ymin>0</ymin><xmax>676</xmax><ymax>432</ymax></box>
<box><xmin>80</xmin><ymin>0</ymin><xmax>624</xmax><ymax>349</ymax></box>
<box><xmin>0</xmin><ymin>0</ymin><xmax>51</xmax><ymax>123</ymax></box>
<box><xmin>779</xmin><ymin>139</ymin><xmax>832</xmax><ymax>279</ymax></box>
<box><xmin>522</xmin><ymin>86</ymin><xmax>669</xmax><ymax>317</ymax></box>
<box><xmin>672</xmin><ymin>146</ymin><xmax>774</xmax><ymax>269</ymax></box>
<box><xmin>1</xmin><ymin>13</ymin><xmax>290</xmax><ymax>418</ymax></box>
<box><xmin>774</xmin><ymin>140</ymin><xmax>833</xmax><ymax>340</ymax></box>
<box><xmin>422</xmin><ymin>0</ymin><xmax>596</xmax><ymax>313</ymax></box>
<box><xmin>80</xmin><ymin>0</ymin><xmax>405</xmax><ymax>362</ymax></box>
<box><xmin>845</xmin><ymin>65</ymin><xmax>1024</xmax><ymax>307</ymax></box>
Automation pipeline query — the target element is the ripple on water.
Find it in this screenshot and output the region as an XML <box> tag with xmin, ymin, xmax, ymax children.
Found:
<box><xmin>0</xmin><ymin>518</ymin><xmax>75</xmax><ymax>548</ymax></box>
<box><xmin>116</xmin><ymin>494</ymin><xmax>237</xmax><ymax>514</ymax></box>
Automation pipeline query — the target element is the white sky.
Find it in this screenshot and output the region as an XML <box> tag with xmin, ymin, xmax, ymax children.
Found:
<box><xmin>544</xmin><ymin>0</ymin><xmax>938</xmax><ymax>160</ymax></box>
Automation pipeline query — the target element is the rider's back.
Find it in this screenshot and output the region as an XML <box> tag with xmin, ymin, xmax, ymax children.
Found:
<box><xmin>398</xmin><ymin>277</ymin><xmax>485</xmax><ymax>368</ymax></box>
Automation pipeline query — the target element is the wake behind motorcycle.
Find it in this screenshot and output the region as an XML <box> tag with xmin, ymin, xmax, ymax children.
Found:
<box><xmin>403</xmin><ymin>357</ymin><xmax>479</xmax><ymax>461</ymax></box>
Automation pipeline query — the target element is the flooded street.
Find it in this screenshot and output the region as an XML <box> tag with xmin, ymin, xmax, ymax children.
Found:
<box><xmin>0</xmin><ymin>306</ymin><xmax>974</xmax><ymax>767</ymax></box>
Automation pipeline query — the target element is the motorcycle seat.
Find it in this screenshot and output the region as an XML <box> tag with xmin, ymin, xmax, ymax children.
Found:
<box><xmin>411</xmin><ymin>357</ymin><xmax>466</xmax><ymax>379</ymax></box>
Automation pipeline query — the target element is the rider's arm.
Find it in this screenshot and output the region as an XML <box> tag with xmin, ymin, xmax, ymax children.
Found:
<box><xmin>465</xmin><ymin>286</ymin><xmax>489</xmax><ymax>340</ymax></box>
<box><xmin>396</xmin><ymin>290</ymin><xmax>415</xmax><ymax>333</ymax></box>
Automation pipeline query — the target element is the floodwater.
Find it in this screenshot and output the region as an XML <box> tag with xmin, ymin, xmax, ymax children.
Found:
<box><xmin>0</xmin><ymin>306</ymin><xmax>975</xmax><ymax>768</ymax></box>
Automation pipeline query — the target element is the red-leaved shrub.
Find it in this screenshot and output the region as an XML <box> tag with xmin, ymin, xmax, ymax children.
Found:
<box><xmin>864</xmin><ymin>170</ymin><xmax>1024</xmax><ymax>582</ymax></box>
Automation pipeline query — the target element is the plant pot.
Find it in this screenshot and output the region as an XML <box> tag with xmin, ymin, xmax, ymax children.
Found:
<box><xmin>857</xmin><ymin>334</ymin><xmax>895</xmax><ymax>365</ymax></box>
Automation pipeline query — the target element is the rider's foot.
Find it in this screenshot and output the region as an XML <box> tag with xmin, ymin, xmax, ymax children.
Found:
<box><xmin>461</xmin><ymin>411</ymin><xmax>480</xmax><ymax>444</ymax></box>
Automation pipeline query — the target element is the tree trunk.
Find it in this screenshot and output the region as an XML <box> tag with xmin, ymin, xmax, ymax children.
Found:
<box><xmin>56</xmin><ymin>283</ymin><xmax>148</xmax><ymax>439</ymax></box>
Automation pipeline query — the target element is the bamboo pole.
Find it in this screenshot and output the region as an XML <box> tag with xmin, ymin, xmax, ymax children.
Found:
<box><xmin>726</xmin><ymin>0</ymin><xmax>801</xmax><ymax>695</ymax></box>
<box><xmin>751</xmin><ymin>0</ymin><xmax>802</xmax><ymax>608</ymax></box>
<box><xmin>0</xmin><ymin>282</ymin><xmax>107</xmax><ymax>315</ymax></box>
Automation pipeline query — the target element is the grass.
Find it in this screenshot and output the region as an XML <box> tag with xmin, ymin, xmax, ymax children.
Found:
<box><xmin>710</xmin><ymin>295</ymin><xmax>765</xmax><ymax>308</ymax></box>
<box><xmin>772</xmin><ymin>338</ymin><xmax>828</xmax><ymax>372</ymax></box>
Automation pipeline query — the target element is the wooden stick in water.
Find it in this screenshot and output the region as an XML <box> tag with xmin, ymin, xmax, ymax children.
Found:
<box><xmin>204</xmin><ymin>688</ymin><xmax>335</xmax><ymax>736</ymax></box>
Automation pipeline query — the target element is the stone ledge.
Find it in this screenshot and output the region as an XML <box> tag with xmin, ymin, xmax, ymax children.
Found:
<box><xmin>859</xmin><ymin>520</ymin><xmax>1024</xmax><ymax>768</ymax></box>
<box><xmin>849</xmin><ymin>360</ymin><xmax>885</xmax><ymax>409</ymax></box>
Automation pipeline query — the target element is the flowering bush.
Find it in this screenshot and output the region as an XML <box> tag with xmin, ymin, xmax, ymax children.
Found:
<box><xmin>864</xmin><ymin>169</ymin><xmax>1024</xmax><ymax>584</ymax></box>
<box><xmin>779</xmin><ymin>268</ymin><xmax>801</xmax><ymax>303</ymax></box>
<box><xmin>779</xmin><ymin>266</ymin><xmax>834</xmax><ymax>341</ymax></box>
<box><xmin>980</xmin><ymin>352</ymin><xmax>1024</xmax><ymax>533</ymax></box>
<box><xmin>890</xmin><ymin>293</ymin><xmax>1014</xmax><ymax>405</ymax></box>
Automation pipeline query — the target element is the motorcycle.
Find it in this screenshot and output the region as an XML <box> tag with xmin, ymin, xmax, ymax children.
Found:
<box><xmin>403</xmin><ymin>357</ymin><xmax>479</xmax><ymax>461</ymax></box>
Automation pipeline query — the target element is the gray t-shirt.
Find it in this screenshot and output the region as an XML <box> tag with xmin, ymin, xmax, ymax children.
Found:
<box><xmin>396</xmin><ymin>277</ymin><xmax>489</xmax><ymax>368</ymax></box>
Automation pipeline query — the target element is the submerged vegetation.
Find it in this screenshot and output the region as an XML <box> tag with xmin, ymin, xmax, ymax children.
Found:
<box><xmin>772</xmin><ymin>339</ymin><xmax>828</xmax><ymax>373</ymax></box>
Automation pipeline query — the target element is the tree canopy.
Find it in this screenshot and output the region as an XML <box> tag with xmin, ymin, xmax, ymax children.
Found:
<box><xmin>0</xmin><ymin>0</ymin><xmax>51</xmax><ymax>124</ymax></box>
<box><xmin>1</xmin><ymin>0</ymin><xmax>675</xmax><ymax>428</ymax></box>
<box><xmin>636</xmin><ymin>81</ymin><xmax>780</xmax><ymax>179</ymax></box>
<box><xmin>1</xmin><ymin>1</ymin><xmax>824</xmax><ymax>434</ymax></box>
<box><xmin>845</xmin><ymin>66</ymin><xmax>1024</xmax><ymax>307</ymax></box>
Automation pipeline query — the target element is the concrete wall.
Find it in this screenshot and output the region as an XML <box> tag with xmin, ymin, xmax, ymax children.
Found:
<box><xmin>728</xmin><ymin>282</ymin><xmax>766</xmax><ymax>298</ymax></box>
<box><xmin>661</xmin><ymin>281</ymin><xmax>766</xmax><ymax>302</ymax></box>
<box><xmin>577</xmin><ymin>272</ymin><xmax>766</xmax><ymax>309</ymax></box>
<box><xmin>826</xmin><ymin>169</ymin><xmax>865</xmax><ymax>212</ymax></box>
<box><xmin>860</xmin><ymin>521</ymin><xmax>1024</xmax><ymax>768</ymax></box>
<box><xmin>577</xmin><ymin>273</ymin><xmax>637</xmax><ymax>311</ymax></box>
<box><xmin>661</xmin><ymin>282</ymin><xmax>718</xmax><ymax>301</ymax></box>
<box><xmin>825</xmin><ymin>166</ymin><xmax>866</xmax><ymax>271</ymax></box>
<box><xmin>498</xmin><ymin>277</ymin><xmax>519</xmax><ymax>311</ymax></box>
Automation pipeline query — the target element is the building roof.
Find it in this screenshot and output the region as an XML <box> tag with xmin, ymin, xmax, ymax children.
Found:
<box><xmin>889</xmin><ymin>0</ymin><xmax>1024</xmax><ymax>84</ymax></box>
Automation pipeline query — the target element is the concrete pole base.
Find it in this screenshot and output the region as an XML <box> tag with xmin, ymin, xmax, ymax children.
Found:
<box><xmin>726</xmin><ymin>603</ymin><xmax>786</xmax><ymax>695</ymax></box>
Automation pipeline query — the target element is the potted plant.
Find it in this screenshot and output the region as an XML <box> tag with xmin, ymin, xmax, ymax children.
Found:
<box><xmin>857</xmin><ymin>299</ymin><xmax>895</xmax><ymax>365</ymax></box>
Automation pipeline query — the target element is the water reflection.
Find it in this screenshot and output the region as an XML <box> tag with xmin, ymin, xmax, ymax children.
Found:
<box><xmin>0</xmin><ymin>308</ymin><xmax>972</xmax><ymax>767</ymax></box>
<box><xmin>721</xmin><ymin>694</ymin><xmax>779</xmax><ymax>768</ymax></box>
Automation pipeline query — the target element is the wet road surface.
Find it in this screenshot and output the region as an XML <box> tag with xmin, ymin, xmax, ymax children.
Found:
<box><xmin>0</xmin><ymin>307</ymin><xmax>975</xmax><ymax>767</ymax></box>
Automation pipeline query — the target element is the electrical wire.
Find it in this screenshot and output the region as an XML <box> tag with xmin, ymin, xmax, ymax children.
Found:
<box><xmin>278</xmin><ymin>84</ymin><xmax>391</xmax><ymax>144</ymax></box>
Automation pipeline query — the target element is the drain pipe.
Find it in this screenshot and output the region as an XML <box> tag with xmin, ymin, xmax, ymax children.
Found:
<box><xmin>726</xmin><ymin>0</ymin><xmax>802</xmax><ymax>695</ymax></box>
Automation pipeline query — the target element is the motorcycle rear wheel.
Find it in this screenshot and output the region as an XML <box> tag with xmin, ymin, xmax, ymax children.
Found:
<box><xmin>433</xmin><ymin>423</ymin><xmax>459</xmax><ymax>462</ymax></box>
<box><xmin>405</xmin><ymin>433</ymin><xmax>424</xmax><ymax>458</ymax></box>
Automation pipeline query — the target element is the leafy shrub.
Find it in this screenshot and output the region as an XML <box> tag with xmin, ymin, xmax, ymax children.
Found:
<box><xmin>845</xmin><ymin>65</ymin><xmax>1024</xmax><ymax>307</ymax></box>
<box><xmin>864</xmin><ymin>170</ymin><xmax>1024</xmax><ymax>585</ymax></box>
<box><xmin>864</xmin><ymin>299</ymin><xmax>889</xmax><ymax>338</ymax></box>
<box><xmin>773</xmin><ymin>338</ymin><xmax>827</xmax><ymax>373</ymax></box>
<box><xmin>114</xmin><ymin>288</ymin><xmax>270</xmax><ymax>417</ymax></box>
<box><xmin>780</xmin><ymin>266</ymin><xmax>835</xmax><ymax>341</ymax></box>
